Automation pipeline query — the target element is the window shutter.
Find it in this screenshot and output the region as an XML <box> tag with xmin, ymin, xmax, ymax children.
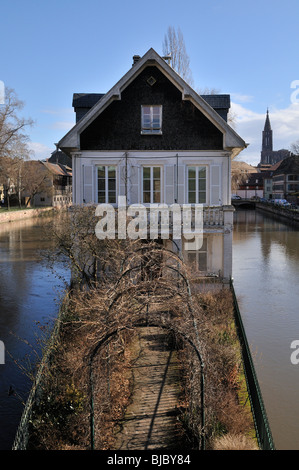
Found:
<box><xmin>129</xmin><ymin>164</ymin><xmax>140</xmax><ymax>204</ymax></box>
<box><xmin>164</xmin><ymin>165</ymin><xmax>174</xmax><ymax>204</ymax></box>
<box><xmin>177</xmin><ymin>165</ymin><xmax>185</xmax><ymax>204</ymax></box>
<box><xmin>83</xmin><ymin>165</ymin><xmax>94</xmax><ymax>203</ymax></box>
<box><xmin>210</xmin><ymin>164</ymin><xmax>222</xmax><ymax>205</ymax></box>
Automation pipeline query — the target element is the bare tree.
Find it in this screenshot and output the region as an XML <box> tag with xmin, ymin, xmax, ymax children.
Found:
<box><xmin>162</xmin><ymin>26</ymin><xmax>194</xmax><ymax>86</ymax></box>
<box><xmin>22</xmin><ymin>160</ymin><xmax>53</xmax><ymax>207</ymax></box>
<box><xmin>290</xmin><ymin>140</ymin><xmax>299</xmax><ymax>155</ymax></box>
<box><xmin>162</xmin><ymin>28</ymin><xmax>237</xmax><ymax>127</ymax></box>
<box><xmin>0</xmin><ymin>87</ymin><xmax>33</xmax><ymax>159</ymax></box>
<box><xmin>0</xmin><ymin>87</ymin><xmax>33</xmax><ymax>208</ymax></box>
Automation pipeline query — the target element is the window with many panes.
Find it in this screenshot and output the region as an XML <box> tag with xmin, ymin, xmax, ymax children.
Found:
<box><xmin>97</xmin><ymin>166</ymin><xmax>116</xmax><ymax>203</ymax></box>
<box><xmin>142</xmin><ymin>167</ymin><xmax>161</xmax><ymax>203</ymax></box>
<box><xmin>141</xmin><ymin>105</ymin><xmax>162</xmax><ymax>134</ymax></box>
<box><xmin>188</xmin><ymin>166</ymin><xmax>206</xmax><ymax>204</ymax></box>
<box><xmin>186</xmin><ymin>238</ymin><xmax>208</xmax><ymax>272</ymax></box>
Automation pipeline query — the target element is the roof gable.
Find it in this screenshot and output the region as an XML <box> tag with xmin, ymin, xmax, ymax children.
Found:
<box><xmin>58</xmin><ymin>48</ymin><xmax>246</xmax><ymax>156</ymax></box>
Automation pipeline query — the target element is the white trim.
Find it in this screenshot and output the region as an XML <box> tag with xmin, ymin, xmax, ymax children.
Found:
<box><xmin>141</xmin><ymin>165</ymin><xmax>163</xmax><ymax>204</ymax></box>
<box><xmin>96</xmin><ymin>164</ymin><xmax>117</xmax><ymax>205</ymax></box>
<box><xmin>186</xmin><ymin>165</ymin><xmax>208</xmax><ymax>205</ymax></box>
<box><xmin>141</xmin><ymin>105</ymin><xmax>162</xmax><ymax>135</ymax></box>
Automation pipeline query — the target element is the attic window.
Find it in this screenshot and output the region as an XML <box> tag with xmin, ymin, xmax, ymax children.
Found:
<box><xmin>147</xmin><ymin>76</ymin><xmax>156</xmax><ymax>86</ymax></box>
<box><xmin>141</xmin><ymin>105</ymin><xmax>162</xmax><ymax>135</ymax></box>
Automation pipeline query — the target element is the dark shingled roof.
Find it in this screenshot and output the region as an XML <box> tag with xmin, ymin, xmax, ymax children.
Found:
<box><xmin>72</xmin><ymin>93</ymin><xmax>104</xmax><ymax>108</ymax></box>
<box><xmin>72</xmin><ymin>93</ymin><xmax>231</xmax><ymax>122</ymax></box>
<box><xmin>273</xmin><ymin>155</ymin><xmax>299</xmax><ymax>175</ymax></box>
<box><xmin>200</xmin><ymin>94</ymin><xmax>230</xmax><ymax>109</ymax></box>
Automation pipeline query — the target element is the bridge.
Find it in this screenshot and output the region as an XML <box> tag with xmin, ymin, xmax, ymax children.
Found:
<box><xmin>231</xmin><ymin>199</ymin><xmax>257</xmax><ymax>209</ymax></box>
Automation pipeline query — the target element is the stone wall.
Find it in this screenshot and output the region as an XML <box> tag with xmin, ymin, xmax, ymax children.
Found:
<box><xmin>256</xmin><ymin>202</ymin><xmax>299</xmax><ymax>223</ymax></box>
<box><xmin>0</xmin><ymin>207</ymin><xmax>54</xmax><ymax>224</ymax></box>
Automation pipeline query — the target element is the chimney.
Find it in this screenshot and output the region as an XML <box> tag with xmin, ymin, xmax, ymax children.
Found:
<box><xmin>162</xmin><ymin>54</ymin><xmax>171</xmax><ymax>66</ymax></box>
<box><xmin>132</xmin><ymin>55</ymin><xmax>141</xmax><ymax>66</ymax></box>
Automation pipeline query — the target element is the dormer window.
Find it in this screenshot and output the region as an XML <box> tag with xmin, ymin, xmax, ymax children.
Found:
<box><xmin>141</xmin><ymin>105</ymin><xmax>162</xmax><ymax>134</ymax></box>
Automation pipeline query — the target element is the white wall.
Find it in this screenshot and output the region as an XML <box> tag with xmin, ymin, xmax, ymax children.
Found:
<box><xmin>73</xmin><ymin>151</ymin><xmax>232</xmax><ymax>206</ymax></box>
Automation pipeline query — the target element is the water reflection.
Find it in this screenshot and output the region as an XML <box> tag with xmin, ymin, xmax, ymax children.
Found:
<box><xmin>0</xmin><ymin>215</ymin><xmax>69</xmax><ymax>450</ymax></box>
<box><xmin>233</xmin><ymin>209</ymin><xmax>299</xmax><ymax>450</ymax></box>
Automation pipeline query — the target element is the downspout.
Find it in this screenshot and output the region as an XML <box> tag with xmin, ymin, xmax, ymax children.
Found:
<box><xmin>176</xmin><ymin>153</ymin><xmax>178</xmax><ymax>203</ymax></box>
<box><xmin>125</xmin><ymin>152</ymin><xmax>128</xmax><ymax>201</ymax></box>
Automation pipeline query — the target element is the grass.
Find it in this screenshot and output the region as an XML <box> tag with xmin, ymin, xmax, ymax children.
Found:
<box><xmin>0</xmin><ymin>206</ymin><xmax>34</xmax><ymax>212</ymax></box>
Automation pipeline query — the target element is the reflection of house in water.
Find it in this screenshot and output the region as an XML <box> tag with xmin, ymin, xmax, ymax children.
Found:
<box><xmin>58</xmin><ymin>48</ymin><xmax>247</xmax><ymax>282</ymax></box>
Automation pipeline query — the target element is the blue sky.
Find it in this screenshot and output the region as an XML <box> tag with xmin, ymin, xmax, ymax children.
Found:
<box><xmin>1</xmin><ymin>0</ymin><xmax>299</xmax><ymax>165</ymax></box>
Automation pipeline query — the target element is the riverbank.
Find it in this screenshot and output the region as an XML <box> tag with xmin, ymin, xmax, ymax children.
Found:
<box><xmin>256</xmin><ymin>202</ymin><xmax>299</xmax><ymax>223</ymax></box>
<box><xmin>0</xmin><ymin>207</ymin><xmax>55</xmax><ymax>224</ymax></box>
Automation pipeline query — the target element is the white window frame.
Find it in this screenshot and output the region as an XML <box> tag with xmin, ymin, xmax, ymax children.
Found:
<box><xmin>142</xmin><ymin>166</ymin><xmax>162</xmax><ymax>204</ymax></box>
<box><xmin>97</xmin><ymin>165</ymin><xmax>117</xmax><ymax>204</ymax></box>
<box><xmin>187</xmin><ymin>166</ymin><xmax>207</xmax><ymax>204</ymax></box>
<box><xmin>141</xmin><ymin>105</ymin><xmax>162</xmax><ymax>135</ymax></box>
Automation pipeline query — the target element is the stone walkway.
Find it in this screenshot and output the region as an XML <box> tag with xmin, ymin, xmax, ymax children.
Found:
<box><xmin>113</xmin><ymin>326</ymin><xmax>186</xmax><ymax>450</ymax></box>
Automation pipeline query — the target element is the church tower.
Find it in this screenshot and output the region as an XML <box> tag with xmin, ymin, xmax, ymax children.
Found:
<box><xmin>260</xmin><ymin>109</ymin><xmax>273</xmax><ymax>164</ymax></box>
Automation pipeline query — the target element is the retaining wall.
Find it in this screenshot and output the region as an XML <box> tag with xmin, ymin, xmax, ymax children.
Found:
<box><xmin>0</xmin><ymin>207</ymin><xmax>54</xmax><ymax>224</ymax></box>
<box><xmin>256</xmin><ymin>203</ymin><xmax>299</xmax><ymax>223</ymax></box>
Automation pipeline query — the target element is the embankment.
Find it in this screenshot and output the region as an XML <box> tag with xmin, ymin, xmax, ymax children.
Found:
<box><xmin>256</xmin><ymin>203</ymin><xmax>299</xmax><ymax>223</ymax></box>
<box><xmin>0</xmin><ymin>207</ymin><xmax>55</xmax><ymax>224</ymax></box>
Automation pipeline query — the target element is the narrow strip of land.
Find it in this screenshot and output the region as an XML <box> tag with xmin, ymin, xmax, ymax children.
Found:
<box><xmin>113</xmin><ymin>326</ymin><xmax>186</xmax><ymax>450</ymax></box>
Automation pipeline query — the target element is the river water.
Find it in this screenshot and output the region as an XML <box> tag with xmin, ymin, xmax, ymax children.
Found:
<box><xmin>233</xmin><ymin>208</ymin><xmax>299</xmax><ymax>450</ymax></box>
<box><xmin>0</xmin><ymin>215</ymin><xmax>69</xmax><ymax>450</ymax></box>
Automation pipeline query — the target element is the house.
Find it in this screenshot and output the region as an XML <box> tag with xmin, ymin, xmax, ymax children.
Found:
<box><xmin>259</xmin><ymin>161</ymin><xmax>283</xmax><ymax>200</ymax></box>
<box><xmin>237</xmin><ymin>172</ymin><xmax>264</xmax><ymax>199</ymax></box>
<box><xmin>23</xmin><ymin>159</ymin><xmax>72</xmax><ymax>208</ymax></box>
<box><xmin>271</xmin><ymin>155</ymin><xmax>299</xmax><ymax>203</ymax></box>
<box><xmin>231</xmin><ymin>161</ymin><xmax>257</xmax><ymax>196</ymax></box>
<box><xmin>58</xmin><ymin>48</ymin><xmax>247</xmax><ymax>281</ymax></box>
<box><xmin>40</xmin><ymin>160</ymin><xmax>72</xmax><ymax>207</ymax></box>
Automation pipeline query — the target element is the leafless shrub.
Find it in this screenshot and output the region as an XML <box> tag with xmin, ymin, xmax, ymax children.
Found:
<box><xmin>28</xmin><ymin>206</ymin><xmax>257</xmax><ymax>450</ymax></box>
<box><xmin>212</xmin><ymin>433</ymin><xmax>259</xmax><ymax>451</ymax></box>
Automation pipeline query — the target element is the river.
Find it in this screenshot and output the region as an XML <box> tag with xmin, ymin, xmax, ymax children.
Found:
<box><xmin>0</xmin><ymin>215</ymin><xmax>69</xmax><ymax>450</ymax></box>
<box><xmin>233</xmin><ymin>208</ymin><xmax>299</xmax><ymax>450</ymax></box>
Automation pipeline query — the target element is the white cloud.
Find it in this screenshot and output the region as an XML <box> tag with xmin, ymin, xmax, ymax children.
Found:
<box><xmin>230</xmin><ymin>93</ymin><xmax>254</xmax><ymax>103</ymax></box>
<box><xmin>230</xmin><ymin>102</ymin><xmax>299</xmax><ymax>166</ymax></box>
<box><xmin>50</xmin><ymin>121</ymin><xmax>74</xmax><ymax>131</ymax></box>
<box><xmin>28</xmin><ymin>142</ymin><xmax>53</xmax><ymax>160</ymax></box>
<box><xmin>41</xmin><ymin>108</ymin><xmax>73</xmax><ymax>115</ymax></box>
<box><xmin>40</xmin><ymin>107</ymin><xmax>75</xmax><ymax>131</ymax></box>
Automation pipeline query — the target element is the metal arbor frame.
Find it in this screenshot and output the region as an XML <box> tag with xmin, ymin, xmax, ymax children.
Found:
<box><xmin>88</xmin><ymin>243</ymin><xmax>206</xmax><ymax>450</ymax></box>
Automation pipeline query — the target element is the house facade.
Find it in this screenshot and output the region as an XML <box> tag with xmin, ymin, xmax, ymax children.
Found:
<box><xmin>58</xmin><ymin>48</ymin><xmax>247</xmax><ymax>281</ymax></box>
<box><xmin>272</xmin><ymin>155</ymin><xmax>299</xmax><ymax>203</ymax></box>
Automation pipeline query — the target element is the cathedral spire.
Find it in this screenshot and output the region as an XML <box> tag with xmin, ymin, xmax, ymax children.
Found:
<box><xmin>264</xmin><ymin>108</ymin><xmax>272</xmax><ymax>132</ymax></box>
<box><xmin>259</xmin><ymin>109</ymin><xmax>273</xmax><ymax>165</ymax></box>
